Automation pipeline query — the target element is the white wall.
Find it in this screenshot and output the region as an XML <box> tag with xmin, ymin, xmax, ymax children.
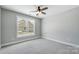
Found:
<box><xmin>0</xmin><ymin>7</ymin><xmax>1</xmax><ymax>48</ymax></box>
<box><xmin>42</xmin><ymin>7</ymin><xmax>79</xmax><ymax>45</ymax></box>
<box><xmin>1</xmin><ymin>8</ymin><xmax>41</xmax><ymax>46</ymax></box>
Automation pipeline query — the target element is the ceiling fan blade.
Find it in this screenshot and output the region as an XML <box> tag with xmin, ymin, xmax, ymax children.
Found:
<box><xmin>36</xmin><ymin>13</ymin><xmax>39</xmax><ymax>16</ymax></box>
<box><xmin>41</xmin><ymin>7</ymin><xmax>48</xmax><ymax>11</ymax></box>
<box><xmin>42</xmin><ymin>12</ymin><xmax>46</xmax><ymax>14</ymax></box>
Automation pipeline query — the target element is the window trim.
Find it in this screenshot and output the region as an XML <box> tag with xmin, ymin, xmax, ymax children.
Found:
<box><xmin>16</xmin><ymin>16</ymin><xmax>36</xmax><ymax>38</ymax></box>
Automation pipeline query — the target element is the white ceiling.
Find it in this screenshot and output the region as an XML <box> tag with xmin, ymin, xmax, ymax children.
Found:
<box><xmin>1</xmin><ymin>5</ymin><xmax>79</xmax><ymax>19</ymax></box>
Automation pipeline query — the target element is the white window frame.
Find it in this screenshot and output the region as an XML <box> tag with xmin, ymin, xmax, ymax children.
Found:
<box><xmin>16</xmin><ymin>16</ymin><xmax>35</xmax><ymax>38</ymax></box>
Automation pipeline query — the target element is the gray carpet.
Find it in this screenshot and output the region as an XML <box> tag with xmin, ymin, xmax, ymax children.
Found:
<box><xmin>0</xmin><ymin>39</ymin><xmax>79</xmax><ymax>54</ymax></box>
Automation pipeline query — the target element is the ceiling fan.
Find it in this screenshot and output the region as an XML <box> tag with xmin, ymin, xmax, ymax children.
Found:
<box><xmin>31</xmin><ymin>5</ymin><xmax>48</xmax><ymax>16</ymax></box>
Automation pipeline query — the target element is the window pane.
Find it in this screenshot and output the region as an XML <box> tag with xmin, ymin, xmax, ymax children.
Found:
<box><xmin>17</xmin><ymin>16</ymin><xmax>35</xmax><ymax>37</ymax></box>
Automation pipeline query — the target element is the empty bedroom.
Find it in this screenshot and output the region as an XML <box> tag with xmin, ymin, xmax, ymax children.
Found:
<box><xmin>0</xmin><ymin>5</ymin><xmax>79</xmax><ymax>54</ymax></box>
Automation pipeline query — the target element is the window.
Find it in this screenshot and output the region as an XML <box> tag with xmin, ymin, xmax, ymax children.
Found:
<box><xmin>17</xmin><ymin>16</ymin><xmax>35</xmax><ymax>37</ymax></box>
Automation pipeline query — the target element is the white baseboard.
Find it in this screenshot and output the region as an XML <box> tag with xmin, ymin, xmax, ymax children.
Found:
<box><xmin>43</xmin><ymin>36</ymin><xmax>79</xmax><ymax>48</ymax></box>
<box><xmin>1</xmin><ymin>36</ymin><xmax>40</xmax><ymax>47</ymax></box>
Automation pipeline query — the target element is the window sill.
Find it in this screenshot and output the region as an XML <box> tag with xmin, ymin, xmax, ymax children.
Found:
<box><xmin>17</xmin><ymin>33</ymin><xmax>35</xmax><ymax>38</ymax></box>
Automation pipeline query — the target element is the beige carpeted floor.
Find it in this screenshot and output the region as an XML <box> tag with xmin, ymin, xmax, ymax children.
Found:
<box><xmin>0</xmin><ymin>39</ymin><xmax>79</xmax><ymax>54</ymax></box>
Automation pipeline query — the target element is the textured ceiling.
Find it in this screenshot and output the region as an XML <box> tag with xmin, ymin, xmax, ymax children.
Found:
<box><xmin>1</xmin><ymin>5</ymin><xmax>79</xmax><ymax>19</ymax></box>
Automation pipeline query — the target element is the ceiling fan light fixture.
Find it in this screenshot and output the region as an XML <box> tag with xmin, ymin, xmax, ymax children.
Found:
<box><xmin>36</xmin><ymin>12</ymin><xmax>42</xmax><ymax>16</ymax></box>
